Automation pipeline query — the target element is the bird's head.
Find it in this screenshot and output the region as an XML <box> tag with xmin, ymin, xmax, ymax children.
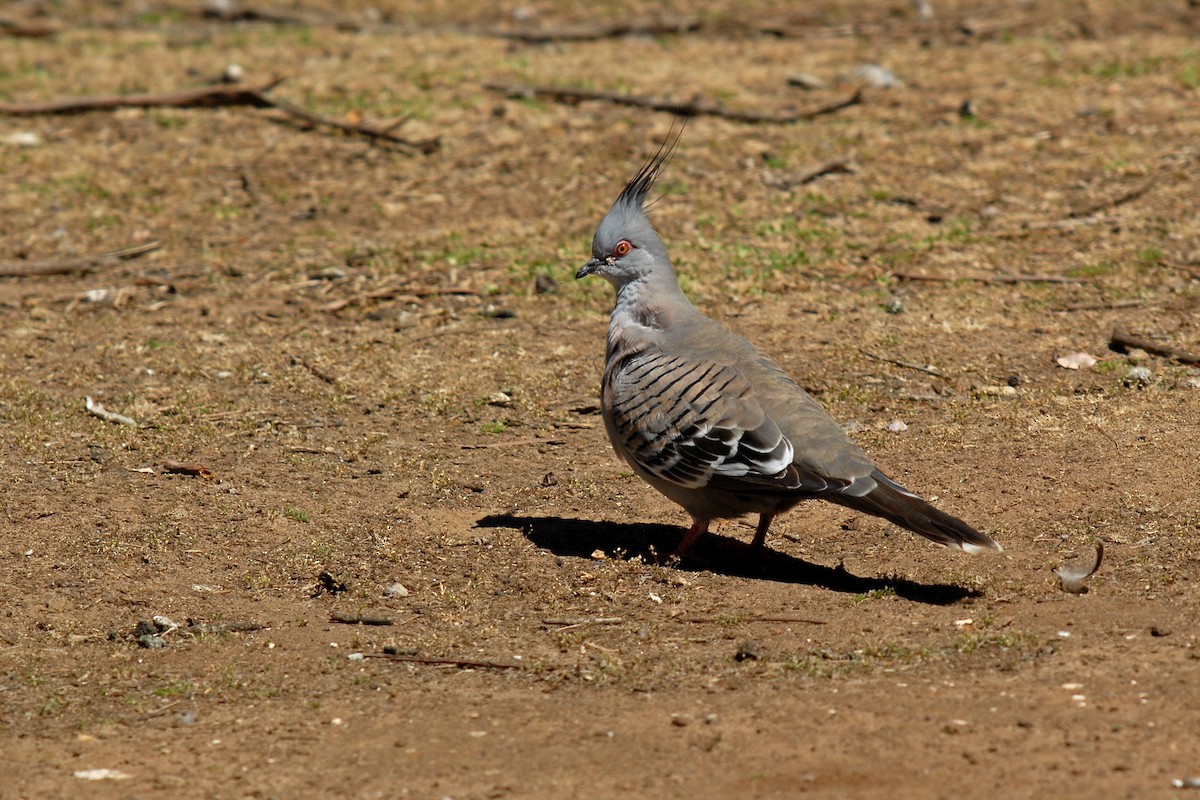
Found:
<box><xmin>576</xmin><ymin>126</ymin><xmax>683</xmax><ymax>290</ymax></box>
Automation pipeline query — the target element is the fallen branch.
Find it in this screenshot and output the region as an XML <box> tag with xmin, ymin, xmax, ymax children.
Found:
<box><xmin>484</xmin><ymin>82</ymin><xmax>862</xmax><ymax>124</ymax></box>
<box><xmin>0</xmin><ymin>80</ymin><xmax>283</xmax><ymax>114</ymax></box>
<box><xmin>1110</xmin><ymin>327</ymin><xmax>1200</xmax><ymax>366</ymax></box>
<box><xmin>861</xmin><ymin>350</ymin><xmax>942</xmax><ymax>376</ymax></box>
<box><xmin>0</xmin><ymin>241</ymin><xmax>161</xmax><ymax>278</ymax></box>
<box><xmin>361</xmin><ymin>653</ymin><xmax>522</xmax><ymax>670</ymax></box>
<box><xmin>487</xmin><ymin>17</ymin><xmax>700</xmax><ymax>42</ymax></box>
<box><xmin>0</xmin><ymin>79</ymin><xmax>439</xmax><ymax>153</ymax></box>
<box><xmin>1068</xmin><ymin>179</ymin><xmax>1155</xmax><ymax>218</ymax></box>
<box><xmin>162</xmin><ymin>460</ymin><xmax>218</xmax><ymax>481</ymax></box>
<box><xmin>331</xmin><ymin>612</ymin><xmax>395</xmax><ymax>626</ymax></box>
<box><xmin>892</xmin><ymin>270</ymin><xmax>1091</xmax><ymax>285</ymax></box>
<box><xmin>85</xmin><ymin>396</ymin><xmax>137</xmax><ymax>427</ymax></box>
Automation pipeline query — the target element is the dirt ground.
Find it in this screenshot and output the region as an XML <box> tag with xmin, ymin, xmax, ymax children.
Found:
<box><xmin>2</xmin><ymin>1</ymin><xmax>1199</xmax><ymax>797</ymax></box>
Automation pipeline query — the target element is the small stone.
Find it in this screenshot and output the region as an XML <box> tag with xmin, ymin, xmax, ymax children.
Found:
<box><xmin>735</xmin><ymin>640</ymin><xmax>762</xmax><ymax>662</ymax></box>
<box><xmin>3</xmin><ymin>131</ymin><xmax>43</xmax><ymax>147</ymax></box>
<box><xmin>383</xmin><ymin>582</ymin><xmax>409</xmax><ymax>598</ymax></box>
<box><xmin>540</xmin><ymin>472</ymin><xmax>558</xmax><ymax>487</ymax></box>
<box><xmin>133</xmin><ymin>620</ymin><xmax>157</xmax><ymax>638</ymax></box>
<box><xmin>850</xmin><ymin>64</ymin><xmax>904</xmax><ymax>89</ymax></box>
<box><xmin>886</xmin><ymin>419</ymin><xmax>908</xmax><ymax>433</ymax></box>
<box><xmin>152</xmin><ymin>615</ymin><xmax>178</xmax><ymax>632</ymax></box>
<box><xmin>1150</xmin><ymin>626</ymin><xmax>1171</xmax><ymax>637</ymax></box>
<box><xmin>137</xmin><ymin>634</ymin><xmax>166</xmax><ymax>649</ymax></box>
<box><xmin>787</xmin><ymin>72</ymin><xmax>827</xmax><ymax>90</ymax></box>
<box><xmin>884</xmin><ymin>297</ymin><xmax>904</xmax><ymax>314</ymax></box>
<box><xmin>488</xmin><ymin>391</ymin><xmax>513</xmax><ymax>407</ymax></box>
<box><xmin>670</xmin><ymin>713</ymin><xmax>691</xmax><ymax>727</ymax></box>
<box><xmin>1124</xmin><ymin>366</ymin><xmax>1153</xmax><ymax>387</ymax></box>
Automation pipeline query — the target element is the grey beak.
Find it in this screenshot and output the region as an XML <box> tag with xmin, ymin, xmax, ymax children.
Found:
<box><xmin>576</xmin><ymin>258</ymin><xmax>602</xmax><ymax>280</ymax></box>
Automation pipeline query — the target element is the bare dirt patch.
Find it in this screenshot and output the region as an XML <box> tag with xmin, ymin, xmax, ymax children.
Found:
<box><xmin>2</xmin><ymin>2</ymin><xmax>1199</xmax><ymax>797</ymax></box>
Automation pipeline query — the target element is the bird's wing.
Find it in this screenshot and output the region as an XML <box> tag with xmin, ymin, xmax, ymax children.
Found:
<box><xmin>605</xmin><ymin>346</ymin><xmax>850</xmax><ymax>494</ymax></box>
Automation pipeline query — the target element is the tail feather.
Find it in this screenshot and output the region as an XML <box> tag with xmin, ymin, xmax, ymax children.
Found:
<box><xmin>831</xmin><ymin>471</ymin><xmax>1002</xmax><ymax>554</ymax></box>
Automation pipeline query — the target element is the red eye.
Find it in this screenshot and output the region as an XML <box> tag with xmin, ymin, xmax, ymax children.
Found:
<box><xmin>612</xmin><ymin>240</ymin><xmax>632</xmax><ymax>257</ymax></box>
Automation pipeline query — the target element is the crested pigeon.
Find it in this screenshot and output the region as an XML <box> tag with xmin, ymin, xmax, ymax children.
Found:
<box><xmin>576</xmin><ymin>130</ymin><xmax>1001</xmax><ymax>559</ymax></box>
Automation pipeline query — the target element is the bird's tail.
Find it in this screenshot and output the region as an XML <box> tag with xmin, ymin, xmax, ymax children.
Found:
<box><xmin>831</xmin><ymin>471</ymin><xmax>1002</xmax><ymax>554</ymax></box>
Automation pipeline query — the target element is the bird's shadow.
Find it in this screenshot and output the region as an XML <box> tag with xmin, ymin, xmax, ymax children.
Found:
<box><xmin>475</xmin><ymin>514</ymin><xmax>980</xmax><ymax>606</ymax></box>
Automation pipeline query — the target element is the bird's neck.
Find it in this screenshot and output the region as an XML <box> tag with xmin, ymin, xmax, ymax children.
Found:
<box><xmin>607</xmin><ymin>274</ymin><xmax>694</xmax><ymax>354</ymax></box>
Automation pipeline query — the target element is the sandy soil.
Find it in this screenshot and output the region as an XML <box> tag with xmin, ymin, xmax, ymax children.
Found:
<box><xmin>2</xmin><ymin>2</ymin><xmax>1199</xmax><ymax>797</ymax></box>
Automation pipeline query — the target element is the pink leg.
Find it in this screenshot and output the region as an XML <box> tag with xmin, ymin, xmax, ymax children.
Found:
<box><xmin>671</xmin><ymin>521</ymin><xmax>709</xmax><ymax>558</ymax></box>
<box><xmin>750</xmin><ymin>512</ymin><xmax>776</xmax><ymax>553</ymax></box>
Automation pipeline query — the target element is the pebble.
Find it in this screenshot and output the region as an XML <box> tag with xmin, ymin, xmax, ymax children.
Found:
<box><xmin>383</xmin><ymin>582</ymin><xmax>409</xmax><ymax>598</ymax></box>
<box><xmin>886</xmin><ymin>420</ymin><xmax>908</xmax><ymax>433</ymax></box>
<box><xmin>670</xmin><ymin>714</ymin><xmax>691</xmax><ymax>727</ymax></box>
<box><xmin>2</xmin><ymin>131</ymin><xmax>43</xmax><ymax>147</ymax></box>
<box><xmin>1124</xmin><ymin>366</ymin><xmax>1153</xmax><ymax>387</ymax></box>
<box><xmin>851</xmin><ymin>64</ymin><xmax>904</xmax><ymax>89</ymax></box>
<box><xmin>787</xmin><ymin>72</ymin><xmax>827</xmax><ymax>90</ymax></box>
<box><xmin>884</xmin><ymin>297</ymin><xmax>904</xmax><ymax>314</ymax></box>
<box><xmin>137</xmin><ymin>634</ymin><xmax>166</xmax><ymax>649</ymax></box>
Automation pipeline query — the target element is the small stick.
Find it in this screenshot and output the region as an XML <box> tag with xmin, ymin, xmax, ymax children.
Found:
<box><xmin>295</xmin><ymin>356</ymin><xmax>339</xmax><ymax>385</ymax></box>
<box><xmin>1110</xmin><ymin>327</ymin><xmax>1200</xmax><ymax>366</ymax></box>
<box><xmin>162</xmin><ymin>461</ymin><xmax>218</xmax><ymax>481</ymax></box>
<box><xmin>361</xmin><ymin>653</ymin><xmax>522</xmax><ymax>669</ymax></box>
<box><xmin>0</xmin><ymin>80</ymin><xmax>283</xmax><ymax>115</ymax></box>
<box><xmin>484</xmin><ymin>82</ymin><xmax>862</xmax><ymax>124</ymax></box>
<box><xmin>186</xmin><ymin>621</ymin><xmax>267</xmax><ymax>635</ymax></box>
<box><xmin>1054</xmin><ymin>299</ymin><xmax>1146</xmax><ymax>312</ymax></box>
<box><xmin>1068</xmin><ymin>179</ymin><xmax>1155</xmax><ymax>218</ymax></box>
<box><xmin>861</xmin><ymin>350</ymin><xmax>942</xmax><ymax>376</ymax></box>
<box><xmin>461</xmin><ymin>437</ymin><xmax>566</xmax><ymax>450</ymax></box>
<box><xmin>0</xmin><ymin>80</ymin><xmax>438</xmax><ymax>153</ymax></box>
<box><xmin>331</xmin><ymin>612</ymin><xmax>395</xmax><ymax>626</ymax></box>
<box><xmin>321</xmin><ymin>286</ymin><xmax>479</xmax><ymax>312</ymax></box>
<box><xmin>85</xmin><ymin>396</ymin><xmax>136</xmax><ymax>426</ymax></box>
<box><xmin>675</xmin><ymin>615</ymin><xmax>826</xmax><ymax>625</ymax></box>
<box><xmin>0</xmin><ymin>240</ymin><xmax>161</xmax><ymax>278</ymax></box>
<box><xmin>486</xmin><ymin>17</ymin><xmax>700</xmax><ymax>42</ymax></box>
<box><xmin>891</xmin><ymin>270</ymin><xmax>1090</xmax><ymax>285</ymax></box>
<box><xmin>763</xmin><ymin>158</ymin><xmax>855</xmax><ymax>189</ymax></box>
<box><xmin>542</xmin><ymin>617</ymin><xmax>624</xmax><ymax>626</ymax></box>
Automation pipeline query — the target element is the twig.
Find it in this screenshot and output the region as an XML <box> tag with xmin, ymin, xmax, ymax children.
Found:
<box><xmin>461</xmin><ymin>437</ymin><xmax>566</xmax><ymax>450</ymax></box>
<box><xmin>331</xmin><ymin>612</ymin><xmax>395</xmax><ymax>626</ymax></box>
<box><xmin>162</xmin><ymin>460</ymin><xmax>218</xmax><ymax>480</ymax></box>
<box><xmin>293</xmin><ymin>355</ymin><xmax>339</xmax><ymax>385</ymax></box>
<box><xmin>891</xmin><ymin>270</ymin><xmax>1091</xmax><ymax>285</ymax></box>
<box><xmin>0</xmin><ymin>80</ymin><xmax>283</xmax><ymax>114</ymax></box>
<box><xmin>0</xmin><ymin>241</ymin><xmax>161</xmax><ymax>278</ymax></box>
<box><xmin>261</xmin><ymin>94</ymin><xmax>439</xmax><ymax>153</ymax></box>
<box><xmin>1067</xmin><ymin>179</ymin><xmax>1155</xmax><ymax>218</ymax></box>
<box><xmin>85</xmin><ymin>396</ymin><xmax>137</xmax><ymax>426</ymax></box>
<box><xmin>0</xmin><ymin>17</ymin><xmax>60</xmax><ymax>38</ymax></box>
<box><xmin>321</xmin><ymin>285</ymin><xmax>479</xmax><ymax>312</ymax></box>
<box><xmin>0</xmin><ymin>79</ymin><xmax>439</xmax><ymax>153</ymax></box>
<box><xmin>486</xmin><ymin>17</ymin><xmax>700</xmax><ymax>42</ymax></box>
<box><xmin>675</xmin><ymin>615</ymin><xmax>826</xmax><ymax>625</ymax></box>
<box><xmin>484</xmin><ymin>82</ymin><xmax>862</xmax><ymax>124</ymax></box>
<box><xmin>361</xmin><ymin>653</ymin><xmax>522</xmax><ymax>670</ymax></box>
<box><xmin>1053</xmin><ymin>299</ymin><xmax>1146</xmax><ymax>312</ymax></box>
<box><xmin>763</xmin><ymin>158</ymin><xmax>855</xmax><ymax>189</ymax></box>
<box><xmin>542</xmin><ymin>617</ymin><xmax>624</xmax><ymax>627</ymax></box>
<box><xmin>861</xmin><ymin>350</ymin><xmax>942</xmax><ymax>376</ymax></box>
<box><xmin>186</xmin><ymin>621</ymin><xmax>267</xmax><ymax>635</ymax></box>
<box><xmin>1110</xmin><ymin>327</ymin><xmax>1200</xmax><ymax>366</ymax></box>
<box><xmin>1161</xmin><ymin>261</ymin><xmax>1200</xmax><ymax>280</ymax></box>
